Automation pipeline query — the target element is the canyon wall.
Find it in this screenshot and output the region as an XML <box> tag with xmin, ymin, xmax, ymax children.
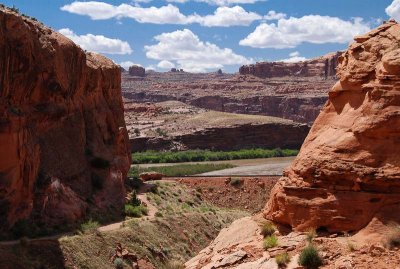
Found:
<box><xmin>0</xmin><ymin>7</ymin><xmax>131</xmax><ymax>231</ymax></box>
<box><xmin>239</xmin><ymin>52</ymin><xmax>342</xmax><ymax>78</ymax></box>
<box><xmin>265</xmin><ymin>21</ymin><xmax>400</xmax><ymax>232</ymax></box>
<box><xmin>130</xmin><ymin>122</ymin><xmax>310</xmax><ymax>152</ymax></box>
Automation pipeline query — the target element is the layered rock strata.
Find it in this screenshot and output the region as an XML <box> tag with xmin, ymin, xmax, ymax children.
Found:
<box><xmin>239</xmin><ymin>52</ymin><xmax>342</xmax><ymax>78</ymax></box>
<box><xmin>0</xmin><ymin>7</ymin><xmax>130</xmax><ymax>230</ymax></box>
<box><xmin>265</xmin><ymin>21</ymin><xmax>400</xmax><ymax>232</ymax></box>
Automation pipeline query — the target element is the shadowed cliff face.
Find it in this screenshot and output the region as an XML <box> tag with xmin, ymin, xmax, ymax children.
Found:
<box><xmin>0</xmin><ymin>7</ymin><xmax>131</xmax><ymax>230</ymax></box>
<box><xmin>265</xmin><ymin>21</ymin><xmax>400</xmax><ymax>232</ymax></box>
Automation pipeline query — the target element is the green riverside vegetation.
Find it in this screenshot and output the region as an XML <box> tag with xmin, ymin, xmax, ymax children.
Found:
<box><xmin>129</xmin><ymin>163</ymin><xmax>235</xmax><ymax>177</ymax></box>
<box><xmin>132</xmin><ymin>148</ymin><xmax>299</xmax><ymax>164</ymax></box>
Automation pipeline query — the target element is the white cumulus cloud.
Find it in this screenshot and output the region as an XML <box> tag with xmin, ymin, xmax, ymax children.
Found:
<box><xmin>120</xmin><ymin>61</ymin><xmax>142</xmax><ymax>69</ymax></box>
<box><xmin>157</xmin><ymin>60</ymin><xmax>175</xmax><ymax>69</ymax></box>
<box><xmin>386</xmin><ymin>0</ymin><xmax>400</xmax><ymax>21</ymax></box>
<box><xmin>191</xmin><ymin>6</ymin><xmax>261</xmax><ymax>27</ymax></box>
<box><xmin>144</xmin><ymin>29</ymin><xmax>251</xmax><ymax>72</ymax></box>
<box><xmin>59</xmin><ymin>28</ymin><xmax>133</xmax><ymax>55</ymax></box>
<box><xmin>264</xmin><ymin>10</ymin><xmax>286</xmax><ymax>21</ymax></box>
<box><xmin>168</xmin><ymin>0</ymin><xmax>263</xmax><ymax>6</ymax></box>
<box><xmin>240</xmin><ymin>15</ymin><xmax>370</xmax><ymax>49</ymax></box>
<box><xmin>61</xmin><ymin>1</ymin><xmax>261</xmax><ymax>26</ymax></box>
<box><xmin>279</xmin><ymin>51</ymin><xmax>307</xmax><ymax>63</ymax></box>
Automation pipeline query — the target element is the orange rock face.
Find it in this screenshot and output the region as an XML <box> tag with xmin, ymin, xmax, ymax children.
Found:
<box><xmin>265</xmin><ymin>21</ymin><xmax>400</xmax><ymax>232</ymax></box>
<box><xmin>0</xmin><ymin>8</ymin><xmax>131</xmax><ymax>230</ymax></box>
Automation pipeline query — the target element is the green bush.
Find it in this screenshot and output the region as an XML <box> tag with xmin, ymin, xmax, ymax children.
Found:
<box><xmin>125</xmin><ymin>204</ymin><xmax>148</xmax><ymax>218</ymax></box>
<box><xmin>261</xmin><ymin>222</ymin><xmax>276</xmax><ymax>237</ymax></box>
<box><xmin>132</xmin><ymin>148</ymin><xmax>299</xmax><ymax>164</ymax></box>
<box><xmin>298</xmin><ymin>244</ymin><xmax>323</xmax><ymax>269</ymax></box>
<box><xmin>114</xmin><ymin>257</ymin><xmax>124</xmax><ymax>269</ymax></box>
<box><xmin>263</xmin><ymin>235</ymin><xmax>278</xmax><ymax>249</ymax></box>
<box><xmin>80</xmin><ymin>219</ymin><xmax>100</xmax><ymax>234</ymax></box>
<box><xmin>128</xmin><ymin>191</ymin><xmax>142</xmax><ymax>206</ymax></box>
<box><xmin>275</xmin><ymin>252</ymin><xmax>290</xmax><ymax>267</ymax></box>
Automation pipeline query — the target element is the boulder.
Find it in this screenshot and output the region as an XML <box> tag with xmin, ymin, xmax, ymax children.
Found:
<box><xmin>0</xmin><ymin>7</ymin><xmax>131</xmax><ymax>231</ymax></box>
<box><xmin>139</xmin><ymin>172</ymin><xmax>164</xmax><ymax>181</ymax></box>
<box><xmin>264</xmin><ymin>21</ymin><xmax>400</xmax><ymax>232</ymax></box>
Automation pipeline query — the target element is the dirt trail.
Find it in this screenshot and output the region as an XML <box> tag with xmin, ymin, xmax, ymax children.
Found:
<box><xmin>0</xmin><ymin>192</ymin><xmax>158</xmax><ymax>245</ymax></box>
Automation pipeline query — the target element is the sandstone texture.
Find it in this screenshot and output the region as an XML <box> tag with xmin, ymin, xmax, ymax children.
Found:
<box><xmin>125</xmin><ymin>101</ymin><xmax>309</xmax><ymax>151</ymax></box>
<box><xmin>122</xmin><ymin>67</ymin><xmax>336</xmax><ymax>124</ymax></box>
<box><xmin>239</xmin><ymin>52</ymin><xmax>342</xmax><ymax>78</ymax></box>
<box><xmin>265</xmin><ymin>21</ymin><xmax>400</xmax><ymax>232</ymax></box>
<box><xmin>128</xmin><ymin>65</ymin><xmax>145</xmax><ymax>77</ymax></box>
<box><xmin>0</xmin><ymin>8</ymin><xmax>131</xmax><ymax>231</ymax></box>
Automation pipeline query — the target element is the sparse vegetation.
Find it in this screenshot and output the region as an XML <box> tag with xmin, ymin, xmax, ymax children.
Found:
<box><xmin>162</xmin><ymin>260</ymin><xmax>185</xmax><ymax>269</ymax></box>
<box><xmin>230</xmin><ymin>177</ymin><xmax>243</xmax><ymax>186</ymax></box>
<box><xmin>306</xmin><ymin>228</ymin><xmax>317</xmax><ymax>243</ymax></box>
<box><xmin>129</xmin><ymin>163</ymin><xmax>235</xmax><ymax>177</ymax></box>
<box><xmin>132</xmin><ymin>148</ymin><xmax>299</xmax><ymax>164</ymax></box>
<box><xmin>275</xmin><ymin>252</ymin><xmax>291</xmax><ymax>267</ymax></box>
<box><xmin>80</xmin><ymin>219</ymin><xmax>100</xmax><ymax>234</ymax></box>
<box><xmin>261</xmin><ymin>222</ymin><xmax>276</xmax><ymax>237</ymax></box>
<box><xmin>347</xmin><ymin>240</ymin><xmax>357</xmax><ymax>252</ymax></box>
<box><xmin>114</xmin><ymin>258</ymin><xmax>124</xmax><ymax>269</ymax></box>
<box><xmin>125</xmin><ymin>204</ymin><xmax>148</xmax><ymax>218</ymax></box>
<box><xmin>386</xmin><ymin>222</ymin><xmax>400</xmax><ymax>249</ymax></box>
<box><xmin>155</xmin><ymin>128</ymin><xmax>168</xmax><ymax>137</ymax></box>
<box><xmin>298</xmin><ymin>244</ymin><xmax>323</xmax><ymax>269</ymax></box>
<box><xmin>263</xmin><ymin>235</ymin><xmax>278</xmax><ymax>249</ymax></box>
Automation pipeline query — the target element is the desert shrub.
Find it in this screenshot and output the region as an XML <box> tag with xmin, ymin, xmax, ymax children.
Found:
<box><xmin>114</xmin><ymin>258</ymin><xmax>124</xmax><ymax>269</ymax></box>
<box><xmin>125</xmin><ymin>204</ymin><xmax>148</xmax><ymax>218</ymax></box>
<box><xmin>90</xmin><ymin>157</ymin><xmax>110</xmax><ymax>169</ymax></box>
<box><xmin>155</xmin><ymin>212</ymin><xmax>163</xmax><ymax>218</ymax></box>
<box><xmin>128</xmin><ymin>191</ymin><xmax>142</xmax><ymax>206</ymax></box>
<box><xmin>386</xmin><ymin>223</ymin><xmax>400</xmax><ymax>248</ymax></box>
<box><xmin>162</xmin><ymin>260</ymin><xmax>185</xmax><ymax>269</ymax></box>
<box><xmin>306</xmin><ymin>228</ymin><xmax>317</xmax><ymax>243</ymax></box>
<box><xmin>263</xmin><ymin>235</ymin><xmax>278</xmax><ymax>249</ymax></box>
<box><xmin>261</xmin><ymin>222</ymin><xmax>276</xmax><ymax>237</ymax></box>
<box><xmin>298</xmin><ymin>244</ymin><xmax>323</xmax><ymax>269</ymax></box>
<box><xmin>80</xmin><ymin>219</ymin><xmax>100</xmax><ymax>234</ymax></box>
<box><xmin>275</xmin><ymin>252</ymin><xmax>290</xmax><ymax>267</ymax></box>
<box><xmin>347</xmin><ymin>240</ymin><xmax>357</xmax><ymax>252</ymax></box>
<box><xmin>230</xmin><ymin>177</ymin><xmax>243</xmax><ymax>187</ymax></box>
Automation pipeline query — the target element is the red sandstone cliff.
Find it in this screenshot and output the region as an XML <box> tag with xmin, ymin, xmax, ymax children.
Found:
<box><xmin>0</xmin><ymin>7</ymin><xmax>131</xmax><ymax>231</ymax></box>
<box><xmin>239</xmin><ymin>52</ymin><xmax>342</xmax><ymax>78</ymax></box>
<box><xmin>265</xmin><ymin>21</ymin><xmax>400</xmax><ymax>232</ymax></box>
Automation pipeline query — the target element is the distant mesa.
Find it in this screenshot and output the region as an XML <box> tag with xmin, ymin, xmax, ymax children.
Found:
<box><xmin>129</xmin><ymin>65</ymin><xmax>145</xmax><ymax>77</ymax></box>
<box><xmin>170</xmin><ymin>68</ymin><xmax>184</xmax><ymax>72</ymax></box>
<box><xmin>239</xmin><ymin>51</ymin><xmax>342</xmax><ymax>79</ymax></box>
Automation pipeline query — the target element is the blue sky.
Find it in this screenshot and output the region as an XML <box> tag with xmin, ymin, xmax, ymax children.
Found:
<box><xmin>2</xmin><ymin>0</ymin><xmax>398</xmax><ymax>72</ymax></box>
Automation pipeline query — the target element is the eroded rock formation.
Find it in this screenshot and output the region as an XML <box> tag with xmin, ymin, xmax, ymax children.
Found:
<box><xmin>128</xmin><ymin>65</ymin><xmax>145</xmax><ymax>77</ymax></box>
<box><xmin>265</xmin><ymin>21</ymin><xmax>400</xmax><ymax>232</ymax></box>
<box><xmin>239</xmin><ymin>52</ymin><xmax>342</xmax><ymax>78</ymax></box>
<box><xmin>0</xmin><ymin>7</ymin><xmax>131</xmax><ymax>231</ymax></box>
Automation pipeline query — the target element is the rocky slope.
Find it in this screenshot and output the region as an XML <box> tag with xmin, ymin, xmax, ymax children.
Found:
<box><xmin>185</xmin><ymin>22</ymin><xmax>400</xmax><ymax>269</ymax></box>
<box><xmin>0</xmin><ymin>7</ymin><xmax>130</xmax><ymax>232</ymax></box>
<box><xmin>239</xmin><ymin>52</ymin><xmax>342</xmax><ymax>78</ymax></box>
<box><xmin>265</xmin><ymin>20</ymin><xmax>400</xmax><ymax>232</ymax></box>
<box><xmin>125</xmin><ymin>101</ymin><xmax>309</xmax><ymax>151</ymax></box>
<box><xmin>122</xmin><ymin>70</ymin><xmax>335</xmax><ymax>124</ymax></box>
